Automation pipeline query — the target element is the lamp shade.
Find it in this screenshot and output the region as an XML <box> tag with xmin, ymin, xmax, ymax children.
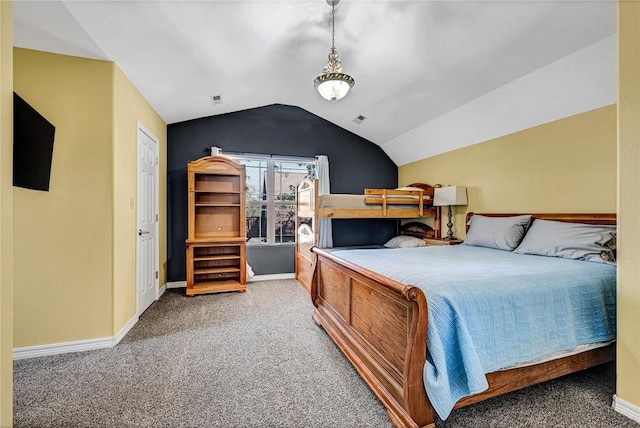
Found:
<box><xmin>433</xmin><ymin>186</ymin><xmax>468</xmax><ymax>207</ymax></box>
<box><xmin>313</xmin><ymin>47</ymin><xmax>355</xmax><ymax>102</ymax></box>
<box><xmin>315</xmin><ymin>75</ymin><xmax>353</xmax><ymax>101</ymax></box>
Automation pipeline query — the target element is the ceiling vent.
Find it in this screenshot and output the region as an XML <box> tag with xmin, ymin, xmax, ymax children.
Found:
<box><xmin>353</xmin><ymin>115</ymin><xmax>366</xmax><ymax>124</ymax></box>
<box><xmin>210</xmin><ymin>95</ymin><xmax>223</xmax><ymax>105</ymax></box>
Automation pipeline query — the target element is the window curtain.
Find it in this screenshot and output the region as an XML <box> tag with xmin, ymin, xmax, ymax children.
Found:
<box><xmin>316</xmin><ymin>155</ymin><xmax>333</xmax><ymax>248</ymax></box>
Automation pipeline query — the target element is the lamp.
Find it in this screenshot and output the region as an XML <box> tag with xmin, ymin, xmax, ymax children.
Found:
<box><xmin>433</xmin><ymin>186</ymin><xmax>468</xmax><ymax>240</ymax></box>
<box><xmin>313</xmin><ymin>0</ymin><xmax>355</xmax><ymax>101</ymax></box>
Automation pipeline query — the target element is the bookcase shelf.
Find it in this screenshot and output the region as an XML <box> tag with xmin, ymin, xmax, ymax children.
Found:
<box><xmin>185</xmin><ymin>156</ymin><xmax>246</xmax><ymax>296</ymax></box>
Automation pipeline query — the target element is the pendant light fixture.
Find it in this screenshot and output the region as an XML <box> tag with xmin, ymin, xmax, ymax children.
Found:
<box><xmin>314</xmin><ymin>0</ymin><xmax>355</xmax><ymax>101</ymax></box>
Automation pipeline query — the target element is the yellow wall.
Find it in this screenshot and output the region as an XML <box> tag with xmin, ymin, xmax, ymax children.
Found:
<box><xmin>13</xmin><ymin>49</ymin><xmax>114</xmax><ymax>346</ymax></box>
<box><xmin>112</xmin><ymin>66</ymin><xmax>167</xmax><ymax>333</ymax></box>
<box><xmin>617</xmin><ymin>0</ymin><xmax>640</xmax><ymax>410</ymax></box>
<box><xmin>13</xmin><ymin>48</ymin><xmax>167</xmax><ymax>350</ymax></box>
<box><xmin>0</xmin><ymin>2</ymin><xmax>13</xmax><ymax>425</ymax></box>
<box><xmin>399</xmin><ymin>105</ymin><xmax>617</xmax><ymax>238</ymax></box>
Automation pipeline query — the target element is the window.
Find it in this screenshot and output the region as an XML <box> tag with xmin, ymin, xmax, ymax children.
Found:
<box><xmin>229</xmin><ymin>154</ymin><xmax>316</xmax><ymax>245</ymax></box>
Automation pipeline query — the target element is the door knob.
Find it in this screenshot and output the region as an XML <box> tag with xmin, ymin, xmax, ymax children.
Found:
<box><xmin>138</xmin><ymin>229</ymin><xmax>150</xmax><ymax>236</ymax></box>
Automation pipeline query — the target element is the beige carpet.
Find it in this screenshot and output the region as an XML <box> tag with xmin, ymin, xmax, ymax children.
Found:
<box><xmin>14</xmin><ymin>280</ymin><xmax>637</xmax><ymax>428</ymax></box>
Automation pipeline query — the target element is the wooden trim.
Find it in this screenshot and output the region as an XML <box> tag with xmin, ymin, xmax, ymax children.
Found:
<box><xmin>316</xmin><ymin>206</ymin><xmax>439</xmax><ymax>219</ymax></box>
<box><xmin>454</xmin><ymin>344</ymin><xmax>615</xmax><ymax>408</ymax></box>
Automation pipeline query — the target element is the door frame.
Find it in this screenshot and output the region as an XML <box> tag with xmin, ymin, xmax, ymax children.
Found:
<box><xmin>136</xmin><ymin>122</ymin><xmax>160</xmax><ymax>316</ymax></box>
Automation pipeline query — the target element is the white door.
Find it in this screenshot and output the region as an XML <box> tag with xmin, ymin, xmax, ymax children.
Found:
<box><xmin>137</xmin><ymin>124</ymin><xmax>159</xmax><ymax>316</ymax></box>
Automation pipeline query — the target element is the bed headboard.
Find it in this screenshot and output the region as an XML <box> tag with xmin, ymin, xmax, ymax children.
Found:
<box><xmin>400</xmin><ymin>221</ymin><xmax>436</xmax><ymax>239</ymax></box>
<box><xmin>465</xmin><ymin>212</ymin><xmax>617</xmax><ymax>229</ymax></box>
<box><xmin>297</xmin><ymin>179</ymin><xmax>314</xmax><ymax>217</ymax></box>
<box><xmin>406</xmin><ymin>183</ymin><xmax>436</xmax><ymax>198</ymax></box>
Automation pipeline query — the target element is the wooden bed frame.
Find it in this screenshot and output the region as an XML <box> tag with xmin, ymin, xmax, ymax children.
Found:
<box><xmin>297</xmin><ymin>178</ymin><xmax>441</xmax><ymax>220</ymax></box>
<box><xmin>295</xmin><ymin>179</ymin><xmax>441</xmax><ymax>292</ymax></box>
<box><xmin>310</xmin><ymin>213</ymin><xmax>616</xmax><ymax>428</ymax></box>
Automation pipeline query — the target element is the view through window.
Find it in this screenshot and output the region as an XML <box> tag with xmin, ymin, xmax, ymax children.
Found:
<box><xmin>230</xmin><ymin>155</ymin><xmax>316</xmax><ymax>244</ymax></box>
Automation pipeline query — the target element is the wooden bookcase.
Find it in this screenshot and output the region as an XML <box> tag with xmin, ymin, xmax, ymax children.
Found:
<box><xmin>185</xmin><ymin>156</ymin><xmax>246</xmax><ymax>296</ymax></box>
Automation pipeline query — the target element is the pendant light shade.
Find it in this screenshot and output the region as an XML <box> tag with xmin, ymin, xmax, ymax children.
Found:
<box><xmin>314</xmin><ymin>0</ymin><xmax>354</xmax><ymax>101</ymax></box>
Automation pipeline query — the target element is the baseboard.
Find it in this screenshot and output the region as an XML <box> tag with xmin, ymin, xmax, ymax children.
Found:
<box><xmin>159</xmin><ymin>283</ymin><xmax>167</xmax><ymax>297</ymax></box>
<box><xmin>14</xmin><ymin>314</ymin><xmax>138</xmax><ymax>360</ymax></box>
<box><xmin>166</xmin><ymin>280</ymin><xmax>186</xmax><ymax>289</ymax></box>
<box><xmin>114</xmin><ymin>314</ymin><xmax>138</xmax><ymax>345</ymax></box>
<box><xmin>12</xmin><ymin>275</ymin><xmax>295</xmax><ymax>360</ymax></box>
<box><xmin>612</xmin><ymin>395</ymin><xmax>640</xmax><ymax>423</ymax></box>
<box><xmin>166</xmin><ymin>275</ymin><xmax>295</xmax><ymax>287</ymax></box>
<box><xmin>14</xmin><ymin>336</ymin><xmax>114</xmax><ymax>360</ymax></box>
<box><xmin>250</xmin><ymin>273</ymin><xmax>295</xmax><ymax>282</ymax></box>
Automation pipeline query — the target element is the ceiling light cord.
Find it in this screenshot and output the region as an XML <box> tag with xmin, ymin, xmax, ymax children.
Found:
<box><xmin>331</xmin><ymin>2</ymin><xmax>336</xmax><ymax>50</ymax></box>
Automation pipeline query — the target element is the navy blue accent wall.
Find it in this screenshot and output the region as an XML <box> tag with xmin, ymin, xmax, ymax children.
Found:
<box><xmin>167</xmin><ymin>104</ymin><xmax>398</xmax><ymax>281</ymax></box>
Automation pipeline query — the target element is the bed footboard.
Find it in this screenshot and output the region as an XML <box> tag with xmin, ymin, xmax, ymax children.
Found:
<box><xmin>310</xmin><ymin>247</ymin><xmax>435</xmax><ymax>428</ymax></box>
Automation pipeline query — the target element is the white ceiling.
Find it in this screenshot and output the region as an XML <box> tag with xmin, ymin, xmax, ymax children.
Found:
<box><xmin>13</xmin><ymin>0</ymin><xmax>617</xmax><ymax>160</ymax></box>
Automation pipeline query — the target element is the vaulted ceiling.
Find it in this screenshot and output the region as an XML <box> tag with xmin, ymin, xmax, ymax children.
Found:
<box><xmin>13</xmin><ymin>1</ymin><xmax>617</xmax><ymax>164</ymax></box>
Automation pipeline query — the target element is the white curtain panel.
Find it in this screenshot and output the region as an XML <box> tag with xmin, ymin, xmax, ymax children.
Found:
<box><xmin>316</xmin><ymin>155</ymin><xmax>333</xmax><ymax>248</ymax></box>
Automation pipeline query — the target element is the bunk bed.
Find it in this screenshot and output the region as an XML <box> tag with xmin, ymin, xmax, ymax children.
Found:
<box><xmin>309</xmin><ymin>212</ymin><xmax>617</xmax><ymax>428</ymax></box>
<box><xmin>295</xmin><ymin>179</ymin><xmax>441</xmax><ymax>292</ymax></box>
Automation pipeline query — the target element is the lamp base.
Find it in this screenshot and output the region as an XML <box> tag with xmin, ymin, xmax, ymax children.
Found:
<box><xmin>443</xmin><ymin>205</ymin><xmax>457</xmax><ymax>241</ymax></box>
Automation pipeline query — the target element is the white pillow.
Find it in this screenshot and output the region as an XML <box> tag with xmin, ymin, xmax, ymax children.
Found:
<box><xmin>383</xmin><ymin>235</ymin><xmax>425</xmax><ymax>248</ymax></box>
<box><xmin>514</xmin><ymin>219</ymin><xmax>616</xmax><ymax>264</ymax></box>
<box><xmin>464</xmin><ymin>215</ymin><xmax>532</xmax><ymax>251</ymax></box>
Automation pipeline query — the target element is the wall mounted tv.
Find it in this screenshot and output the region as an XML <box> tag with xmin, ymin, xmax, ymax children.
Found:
<box><xmin>13</xmin><ymin>92</ymin><xmax>56</xmax><ymax>191</ymax></box>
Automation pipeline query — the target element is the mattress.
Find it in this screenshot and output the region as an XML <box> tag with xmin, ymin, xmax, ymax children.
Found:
<box><xmin>318</xmin><ymin>193</ymin><xmax>430</xmax><ymax>209</ymax></box>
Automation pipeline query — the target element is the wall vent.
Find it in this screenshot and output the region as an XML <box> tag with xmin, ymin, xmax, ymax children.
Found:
<box><xmin>353</xmin><ymin>115</ymin><xmax>366</xmax><ymax>124</ymax></box>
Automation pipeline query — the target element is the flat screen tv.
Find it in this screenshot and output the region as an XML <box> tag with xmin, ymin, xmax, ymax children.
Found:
<box><xmin>13</xmin><ymin>92</ymin><xmax>56</xmax><ymax>191</ymax></box>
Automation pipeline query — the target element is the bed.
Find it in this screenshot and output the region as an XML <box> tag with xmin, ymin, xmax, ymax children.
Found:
<box><xmin>310</xmin><ymin>212</ymin><xmax>617</xmax><ymax>428</ymax></box>
<box><xmin>297</xmin><ymin>178</ymin><xmax>440</xmax><ymax>220</ymax></box>
<box><xmin>295</xmin><ymin>179</ymin><xmax>441</xmax><ymax>292</ymax></box>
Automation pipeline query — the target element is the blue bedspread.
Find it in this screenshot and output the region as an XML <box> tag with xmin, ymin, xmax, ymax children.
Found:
<box><xmin>330</xmin><ymin>245</ymin><xmax>616</xmax><ymax>420</ymax></box>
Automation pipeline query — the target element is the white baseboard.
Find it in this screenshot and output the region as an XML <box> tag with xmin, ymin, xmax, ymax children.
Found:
<box><xmin>114</xmin><ymin>314</ymin><xmax>138</xmax><ymax>345</ymax></box>
<box><xmin>14</xmin><ymin>336</ymin><xmax>114</xmax><ymax>360</ymax></box>
<box><xmin>14</xmin><ymin>314</ymin><xmax>138</xmax><ymax>360</ymax></box>
<box><xmin>166</xmin><ymin>280</ymin><xmax>186</xmax><ymax>289</ymax></box>
<box><xmin>166</xmin><ymin>274</ymin><xmax>295</xmax><ymax>287</ymax></box>
<box><xmin>250</xmin><ymin>273</ymin><xmax>295</xmax><ymax>282</ymax></box>
<box><xmin>159</xmin><ymin>283</ymin><xmax>167</xmax><ymax>297</ymax></box>
<box><xmin>612</xmin><ymin>395</ymin><xmax>640</xmax><ymax>423</ymax></box>
<box><xmin>12</xmin><ymin>274</ymin><xmax>295</xmax><ymax>360</ymax></box>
